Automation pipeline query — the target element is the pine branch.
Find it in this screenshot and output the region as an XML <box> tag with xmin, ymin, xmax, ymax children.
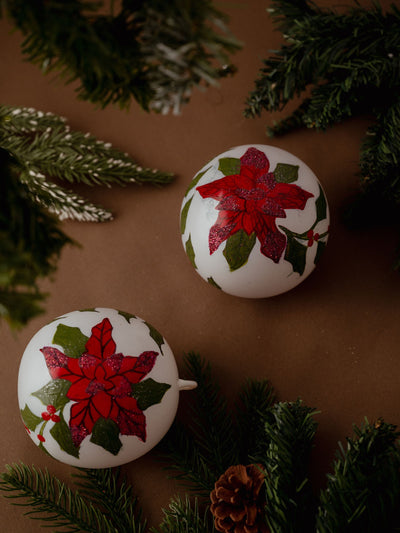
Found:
<box><xmin>260</xmin><ymin>400</ymin><xmax>318</xmax><ymax>533</ymax></box>
<box><xmin>316</xmin><ymin>419</ymin><xmax>400</xmax><ymax>532</ymax></box>
<box><xmin>0</xmin><ymin>105</ymin><xmax>174</xmax><ymax>222</ymax></box>
<box><xmin>0</xmin><ymin>147</ymin><xmax>73</xmax><ymax>328</ymax></box>
<box><xmin>180</xmin><ymin>352</ymin><xmax>240</xmax><ymax>476</ymax></box>
<box><xmin>0</xmin><ymin>463</ymin><xmax>116</xmax><ymax>532</ymax></box>
<box><xmin>160</xmin><ymin>352</ymin><xmax>239</xmax><ymax>495</ymax></box>
<box><xmin>234</xmin><ymin>378</ymin><xmax>276</xmax><ymax>464</ymax></box>
<box><xmin>73</xmin><ymin>468</ymin><xmax>147</xmax><ymax>533</ymax></box>
<box><xmin>1</xmin><ymin>0</ymin><xmax>240</xmax><ymax>113</ymax></box>
<box><xmin>152</xmin><ymin>495</ymin><xmax>215</xmax><ymax>533</ymax></box>
<box><xmin>244</xmin><ymin>0</ymin><xmax>400</xmax><ymax>270</ymax></box>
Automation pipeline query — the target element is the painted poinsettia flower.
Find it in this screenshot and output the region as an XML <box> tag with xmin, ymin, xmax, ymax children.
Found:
<box><xmin>40</xmin><ymin>318</ymin><xmax>157</xmax><ymax>448</ymax></box>
<box><xmin>197</xmin><ymin>147</ymin><xmax>314</xmax><ymax>263</ymax></box>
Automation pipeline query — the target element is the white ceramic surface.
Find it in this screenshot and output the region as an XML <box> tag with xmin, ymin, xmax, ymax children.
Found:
<box><xmin>18</xmin><ymin>308</ymin><xmax>196</xmax><ymax>468</ymax></box>
<box><xmin>180</xmin><ymin>144</ymin><xmax>330</xmax><ymax>298</ymax></box>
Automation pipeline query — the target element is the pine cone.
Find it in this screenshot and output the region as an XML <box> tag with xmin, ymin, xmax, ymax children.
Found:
<box><xmin>210</xmin><ymin>464</ymin><xmax>269</xmax><ymax>533</ymax></box>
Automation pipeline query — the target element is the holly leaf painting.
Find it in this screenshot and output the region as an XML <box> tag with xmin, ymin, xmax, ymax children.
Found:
<box><xmin>185</xmin><ymin>235</ymin><xmax>197</xmax><ymax>268</ymax></box>
<box><xmin>283</xmin><ymin>232</ymin><xmax>307</xmax><ymax>275</ymax></box>
<box><xmin>207</xmin><ymin>277</ymin><xmax>222</xmax><ymax>289</ymax></box>
<box><xmin>50</xmin><ymin>412</ymin><xmax>79</xmax><ymax>458</ymax></box>
<box><xmin>185</xmin><ymin>167</ymin><xmax>210</xmax><ymax>196</ymax></box>
<box><xmin>52</xmin><ymin>323</ymin><xmax>88</xmax><ymax>358</ymax></box>
<box><xmin>32</xmin><ymin>379</ymin><xmax>71</xmax><ymax>410</ymax></box>
<box><xmin>131</xmin><ymin>378</ymin><xmax>171</xmax><ymax>411</ymax></box>
<box><xmin>90</xmin><ymin>418</ymin><xmax>122</xmax><ymax>456</ymax></box>
<box><xmin>118</xmin><ymin>311</ymin><xmax>136</xmax><ymax>323</ymax></box>
<box><xmin>315</xmin><ymin>240</ymin><xmax>327</xmax><ymax>265</ymax></box>
<box><xmin>180</xmin><ymin>196</ymin><xmax>192</xmax><ymax>234</ymax></box>
<box><xmin>144</xmin><ymin>321</ymin><xmax>165</xmax><ymax>355</ymax></box>
<box><xmin>223</xmin><ymin>229</ymin><xmax>256</xmax><ymax>271</ymax></box>
<box><xmin>21</xmin><ymin>404</ymin><xmax>42</xmax><ymax>431</ymax></box>
<box><xmin>218</xmin><ymin>157</ymin><xmax>240</xmax><ymax>176</ymax></box>
<box><xmin>274</xmin><ymin>163</ymin><xmax>299</xmax><ymax>184</ymax></box>
<box><xmin>315</xmin><ymin>184</ymin><xmax>328</xmax><ymax>222</ymax></box>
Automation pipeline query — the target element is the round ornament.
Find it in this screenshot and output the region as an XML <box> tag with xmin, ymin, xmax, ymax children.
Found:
<box><xmin>18</xmin><ymin>308</ymin><xmax>196</xmax><ymax>468</ymax></box>
<box><xmin>180</xmin><ymin>144</ymin><xmax>330</xmax><ymax>298</ymax></box>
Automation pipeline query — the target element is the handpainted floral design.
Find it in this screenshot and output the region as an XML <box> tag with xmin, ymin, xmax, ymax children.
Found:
<box><xmin>196</xmin><ymin>147</ymin><xmax>314</xmax><ymax>264</ymax></box>
<box><xmin>40</xmin><ymin>318</ymin><xmax>156</xmax><ymax>447</ymax></box>
<box><xmin>21</xmin><ymin>316</ymin><xmax>171</xmax><ymax>458</ymax></box>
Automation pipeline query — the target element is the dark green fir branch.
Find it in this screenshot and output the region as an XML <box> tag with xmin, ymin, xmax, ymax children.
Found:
<box><xmin>0</xmin><ymin>463</ymin><xmax>115</xmax><ymax>532</ymax></box>
<box><xmin>260</xmin><ymin>400</ymin><xmax>318</xmax><ymax>533</ymax></box>
<box><xmin>73</xmin><ymin>468</ymin><xmax>147</xmax><ymax>533</ymax></box>
<box><xmin>0</xmin><ymin>0</ymin><xmax>240</xmax><ymax>113</ymax></box>
<box><xmin>316</xmin><ymin>419</ymin><xmax>400</xmax><ymax>532</ymax></box>
<box><xmin>244</xmin><ymin>0</ymin><xmax>400</xmax><ymax>268</ymax></box>
<box><xmin>152</xmin><ymin>496</ymin><xmax>215</xmax><ymax>533</ymax></box>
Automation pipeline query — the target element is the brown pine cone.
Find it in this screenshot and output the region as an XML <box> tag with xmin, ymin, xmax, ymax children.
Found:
<box><xmin>210</xmin><ymin>464</ymin><xmax>269</xmax><ymax>533</ymax></box>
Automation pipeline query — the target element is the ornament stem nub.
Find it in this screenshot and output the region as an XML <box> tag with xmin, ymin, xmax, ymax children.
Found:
<box><xmin>178</xmin><ymin>379</ymin><xmax>197</xmax><ymax>391</ymax></box>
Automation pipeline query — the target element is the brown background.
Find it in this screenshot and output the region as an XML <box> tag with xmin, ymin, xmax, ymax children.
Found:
<box><xmin>1</xmin><ymin>1</ymin><xmax>399</xmax><ymax>530</ymax></box>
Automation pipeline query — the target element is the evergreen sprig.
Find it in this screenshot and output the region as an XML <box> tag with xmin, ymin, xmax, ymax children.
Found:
<box><xmin>316</xmin><ymin>419</ymin><xmax>400</xmax><ymax>532</ymax></box>
<box><xmin>0</xmin><ymin>147</ymin><xmax>73</xmax><ymax>328</ymax></box>
<box><xmin>259</xmin><ymin>401</ymin><xmax>319</xmax><ymax>532</ymax></box>
<box><xmin>0</xmin><ymin>104</ymin><xmax>174</xmax><ymax>222</ymax></box>
<box><xmin>152</xmin><ymin>496</ymin><xmax>215</xmax><ymax>533</ymax></box>
<box><xmin>0</xmin><ymin>463</ymin><xmax>116</xmax><ymax>532</ymax></box>
<box><xmin>244</xmin><ymin>0</ymin><xmax>400</xmax><ymax>267</ymax></box>
<box><xmin>0</xmin><ymin>0</ymin><xmax>240</xmax><ymax>114</ymax></box>
<box><xmin>2</xmin><ymin>358</ymin><xmax>400</xmax><ymax>531</ymax></box>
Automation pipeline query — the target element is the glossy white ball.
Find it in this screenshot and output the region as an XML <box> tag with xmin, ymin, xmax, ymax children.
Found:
<box><xmin>18</xmin><ymin>308</ymin><xmax>196</xmax><ymax>468</ymax></box>
<box><xmin>180</xmin><ymin>144</ymin><xmax>330</xmax><ymax>298</ymax></box>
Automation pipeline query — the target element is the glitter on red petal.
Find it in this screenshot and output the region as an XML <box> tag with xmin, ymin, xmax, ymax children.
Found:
<box><xmin>37</xmin><ymin>434</ymin><xmax>45</xmax><ymax>442</ymax></box>
<box><xmin>240</xmin><ymin>147</ymin><xmax>269</xmax><ymax>170</ymax></box>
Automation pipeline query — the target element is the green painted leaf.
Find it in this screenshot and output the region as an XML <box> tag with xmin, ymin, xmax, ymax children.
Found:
<box><xmin>315</xmin><ymin>240</ymin><xmax>327</xmax><ymax>265</ymax></box>
<box><xmin>223</xmin><ymin>230</ymin><xmax>256</xmax><ymax>271</ymax></box>
<box><xmin>315</xmin><ymin>184</ymin><xmax>328</xmax><ymax>222</ymax></box>
<box><xmin>185</xmin><ymin>235</ymin><xmax>197</xmax><ymax>269</ymax></box>
<box><xmin>144</xmin><ymin>321</ymin><xmax>164</xmax><ymax>355</ymax></box>
<box><xmin>32</xmin><ymin>379</ymin><xmax>71</xmax><ymax>410</ymax></box>
<box><xmin>50</xmin><ymin>412</ymin><xmax>79</xmax><ymax>458</ymax></box>
<box><xmin>284</xmin><ymin>233</ymin><xmax>307</xmax><ymax>275</ymax></box>
<box><xmin>207</xmin><ymin>277</ymin><xmax>222</xmax><ymax>289</ymax></box>
<box><xmin>52</xmin><ymin>323</ymin><xmax>89</xmax><ymax>358</ymax></box>
<box><xmin>90</xmin><ymin>418</ymin><xmax>122</xmax><ymax>456</ymax></box>
<box><xmin>180</xmin><ymin>197</ymin><xmax>192</xmax><ymax>235</ymax></box>
<box><xmin>21</xmin><ymin>404</ymin><xmax>42</xmax><ymax>431</ymax></box>
<box><xmin>131</xmin><ymin>378</ymin><xmax>171</xmax><ymax>411</ymax></box>
<box><xmin>185</xmin><ymin>167</ymin><xmax>210</xmax><ymax>195</ymax></box>
<box><xmin>118</xmin><ymin>310</ymin><xmax>136</xmax><ymax>323</ymax></box>
<box><xmin>218</xmin><ymin>157</ymin><xmax>240</xmax><ymax>176</ymax></box>
<box><xmin>274</xmin><ymin>163</ymin><xmax>299</xmax><ymax>183</ymax></box>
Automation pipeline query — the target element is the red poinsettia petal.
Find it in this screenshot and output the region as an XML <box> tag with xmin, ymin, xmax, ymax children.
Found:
<box><xmin>197</xmin><ymin>174</ymin><xmax>243</xmax><ymax>201</ymax></box>
<box><xmin>70</xmin><ymin>423</ymin><xmax>89</xmax><ymax>448</ymax></box>
<box><xmin>116</xmin><ymin>397</ymin><xmax>146</xmax><ymax>440</ymax></box>
<box><xmin>240</xmin><ymin>147</ymin><xmax>270</xmax><ymax>172</ymax></box>
<box><xmin>103</xmin><ymin>353</ymin><xmax>123</xmax><ymax>377</ymax></box>
<box><xmin>108</xmin><ymin>375</ymin><xmax>132</xmax><ymax>398</ymax></box>
<box><xmin>40</xmin><ymin>347</ymin><xmax>69</xmax><ymax>379</ymax></box>
<box><xmin>258</xmin><ymin>198</ymin><xmax>286</xmax><ymax>218</ymax></box>
<box><xmin>268</xmin><ymin>182</ymin><xmax>313</xmax><ymax>210</ymax></box>
<box><xmin>217</xmin><ymin>194</ymin><xmax>245</xmax><ymax>212</ymax></box>
<box><xmin>67</xmin><ymin>378</ymin><xmax>92</xmax><ymax>401</ymax></box>
<box><xmin>259</xmin><ymin>227</ymin><xmax>287</xmax><ymax>263</ymax></box>
<box><xmin>69</xmin><ymin>399</ymin><xmax>96</xmax><ymax>437</ymax></box>
<box><xmin>91</xmin><ymin>390</ymin><xmax>114</xmax><ymax>420</ymax></box>
<box><xmin>208</xmin><ymin>210</ymin><xmax>242</xmax><ymax>254</ymax></box>
<box><xmin>85</xmin><ymin>318</ymin><xmax>116</xmax><ymax>360</ymax></box>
